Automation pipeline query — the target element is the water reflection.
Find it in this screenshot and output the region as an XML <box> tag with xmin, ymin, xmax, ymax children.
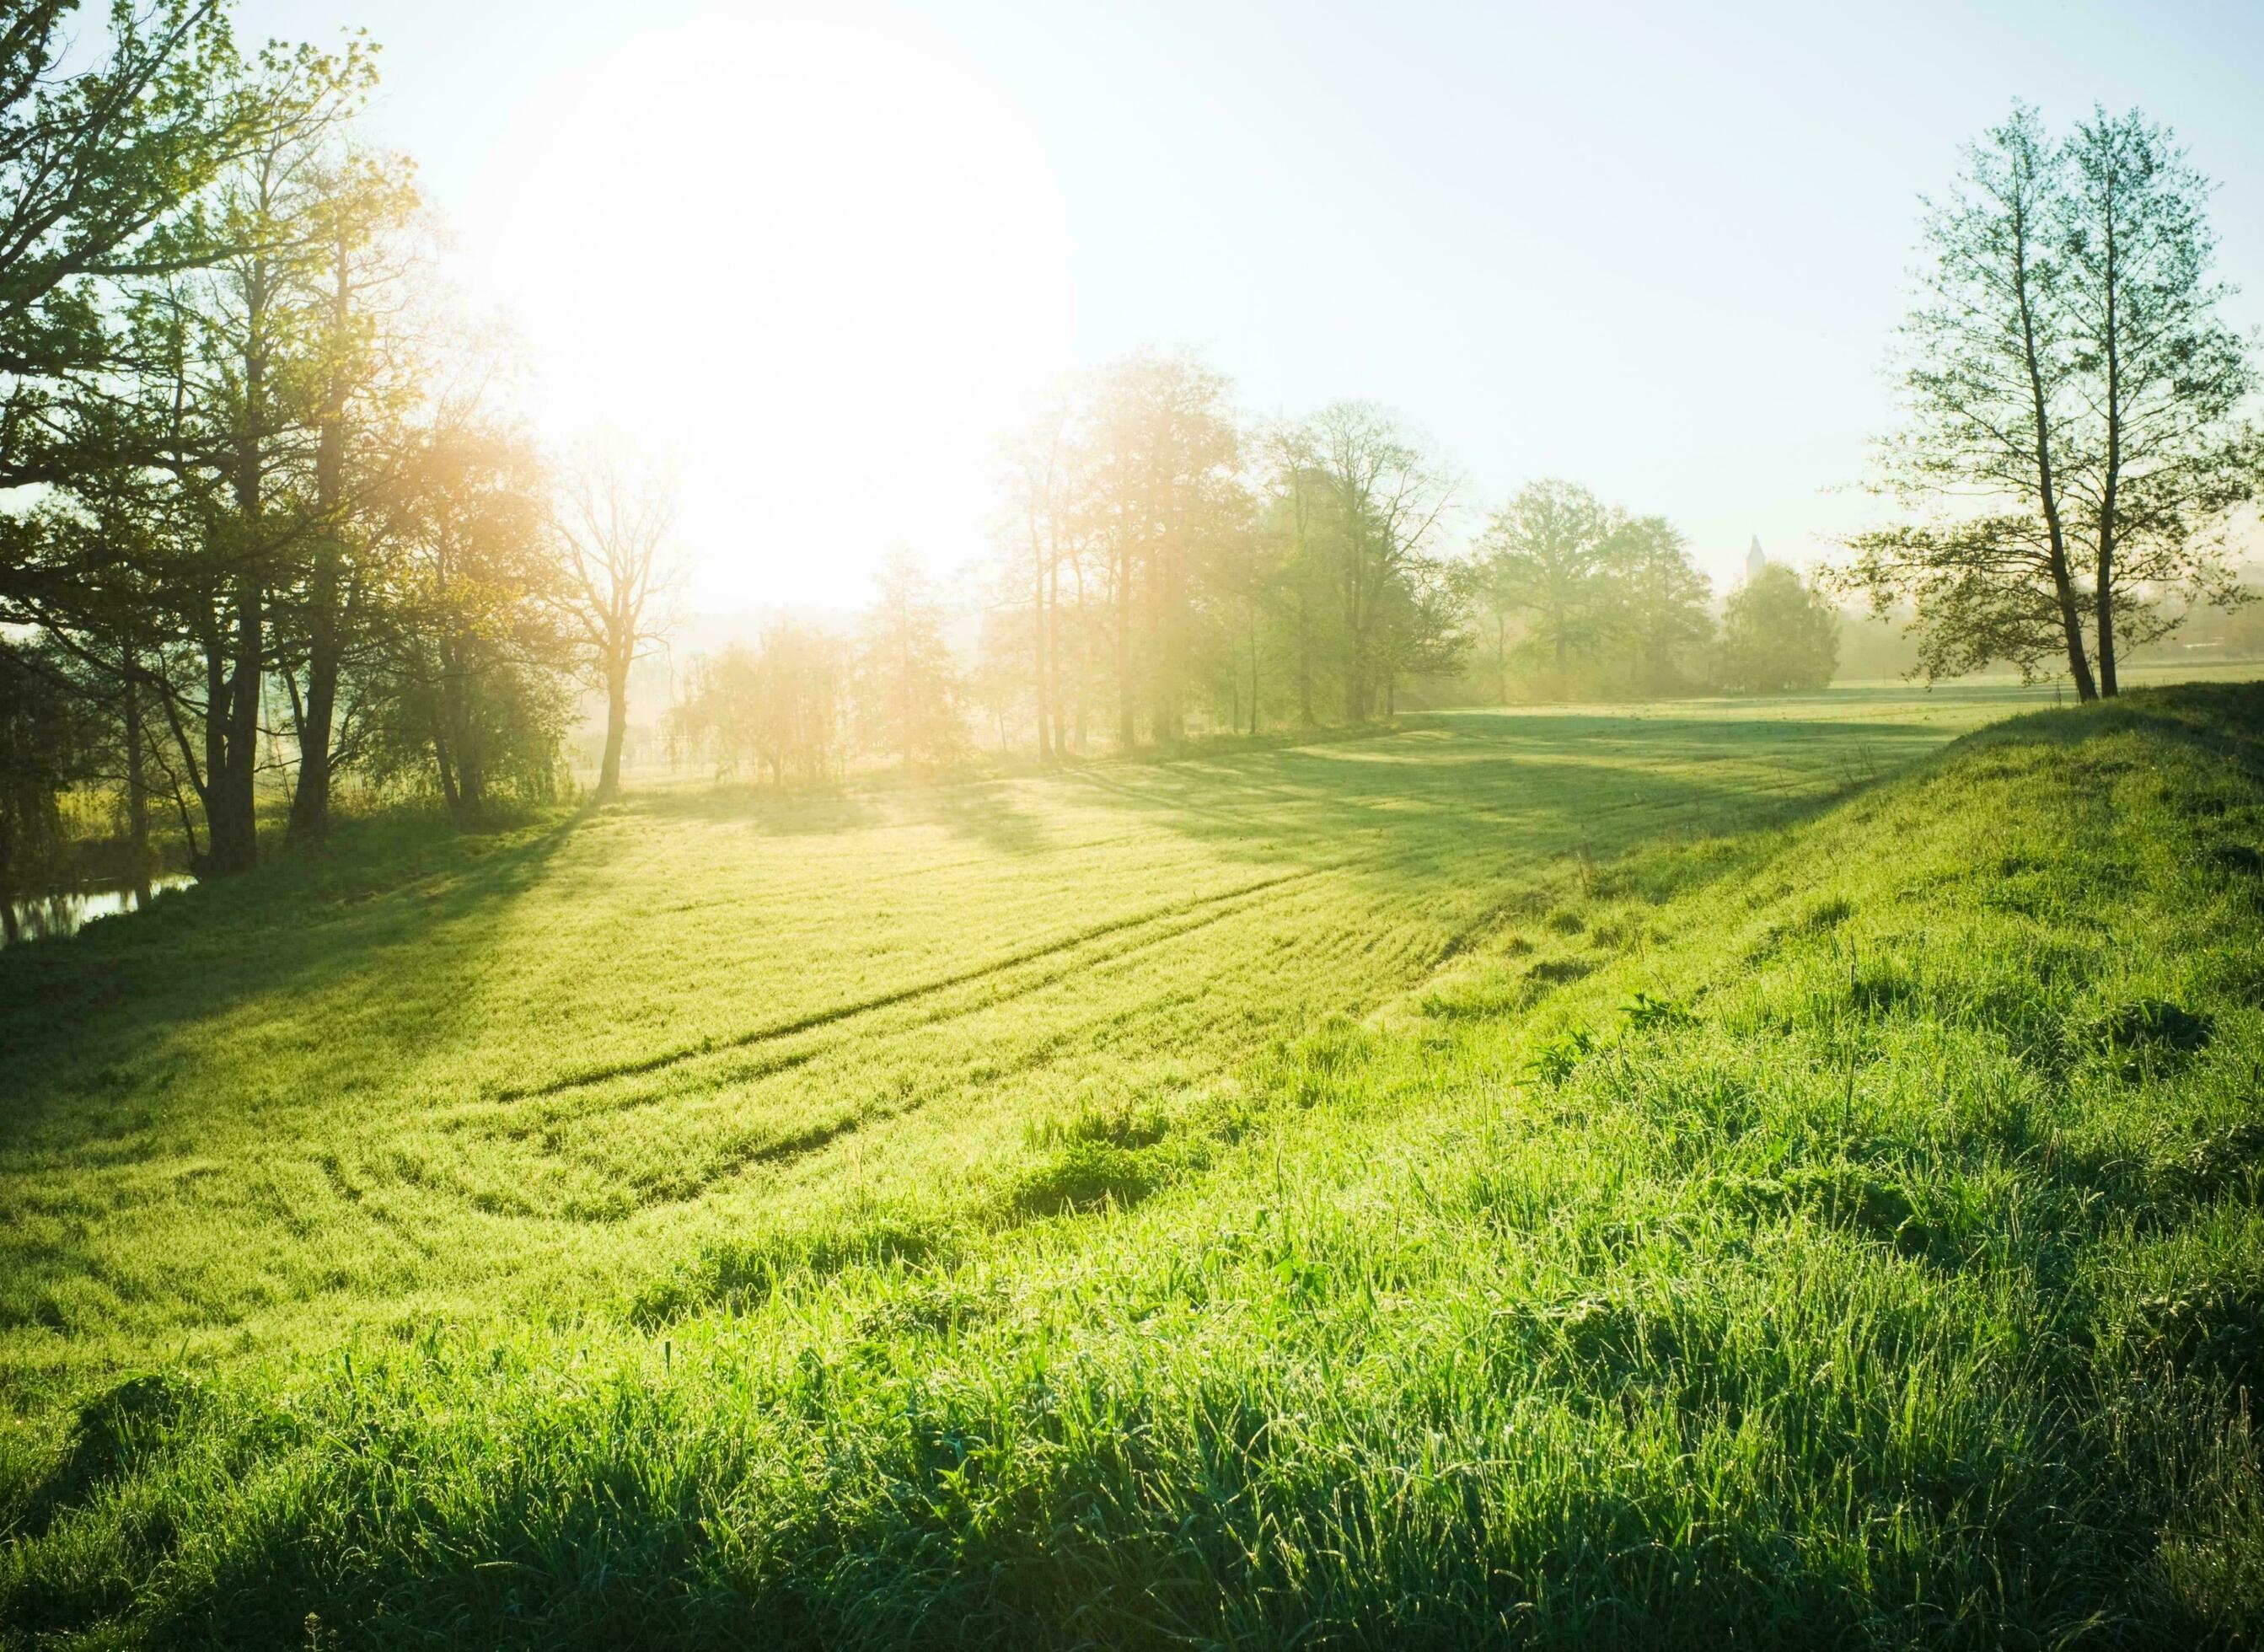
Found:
<box><xmin>3</xmin><ymin>876</ymin><xmax>192</xmax><ymax>946</ymax></box>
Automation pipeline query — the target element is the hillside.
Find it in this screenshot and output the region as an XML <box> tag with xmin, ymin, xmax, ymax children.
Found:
<box><xmin>5</xmin><ymin>683</ymin><xmax>2264</xmax><ymax>1646</ymax></box>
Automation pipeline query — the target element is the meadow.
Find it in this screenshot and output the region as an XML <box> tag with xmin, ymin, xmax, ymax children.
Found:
<box><xmin>4</xmin><ymin>676</ymin><xmax>2264</xmax><ymax>1647</ymax></box>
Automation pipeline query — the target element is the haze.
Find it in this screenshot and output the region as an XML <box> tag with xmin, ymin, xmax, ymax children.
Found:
<box><xmin>231</xmin><ymin>0</ymin><xmax>2264</xmax><ymax>614</ymax></box>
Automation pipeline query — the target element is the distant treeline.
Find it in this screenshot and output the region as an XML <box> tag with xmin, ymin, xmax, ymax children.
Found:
<box><xmin>665</xmin><ymin>367</ymin><xmax>1846</xmax><ymax>785</ymax></box>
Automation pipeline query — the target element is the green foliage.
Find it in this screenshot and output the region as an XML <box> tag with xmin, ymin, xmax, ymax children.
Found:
<box><xmin>1844</xmin><ymin>102</ymin><xmax>2261</xmax><ymax>696</ymax></box>
<box><xmin>1717</xmin><ymin>563</ymin><xmax>1840</xmax><ymax>692</ymax></box>
<box><xmin>1463</xmin><ymin>483</ymin><xmax>1716</xmax><ymax>702</ymax></box>
<box><xmin>0</xmin><ymin>636</ymin><xmax>100</xmax><ymax>924</ymax></box>
<box><xmin>4</xmin><ymin>680</ymin><xmax>2264</xmax><ymax>1645</ymax></box>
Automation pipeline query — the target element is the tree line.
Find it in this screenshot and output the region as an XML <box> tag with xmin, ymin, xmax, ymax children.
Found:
<box><xmin>0</xmin><ymin>4</ymin><xmax>673</xmax><ymax>927</ymax></box>
<box><xmin>666</xmin><ymin>366</ymin><xmax>1848</xmax><ymax>786</ymax></box>
<box><xmin>2</xmin><ymin>15</ymin><xmax>2255</xmax><ymax>921</ymax></box>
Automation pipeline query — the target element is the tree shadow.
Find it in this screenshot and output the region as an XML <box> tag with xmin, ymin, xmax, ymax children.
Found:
<box><xmin>627</xmin><ymin>781</ymin><xmax>883</xmax><ymax>837</ymax></box>
<box><xmin>0</xmin><ymin>810</ymin><xmax>585</xmax><ymax>1157</ymax></box>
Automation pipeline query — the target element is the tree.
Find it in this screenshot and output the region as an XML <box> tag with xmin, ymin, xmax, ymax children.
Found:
<box><xmin>997</xmin><ymin>399</ymin><xmax>1081</xmax><ymax>761</ymax></box>
<box><xmin>2058</xmin><ymin>108</ymin><xmax>2261</xmax><ymax>696</ymax></box>
<box><xmin>1481</xmin><ymin>479</ymin><xmax>1612</xmax><ymax>699</ymax></box>
<box><xmin>550</xmin><ymin>439</ymin><xmax>676</xmax><ymax>800</ymax></box>
<box><xmin>1597</xmin><ymin>514</ymin><xmax>1712</xmax><ymax>696</ymax></box>
<box><xmin>0</xmin><ymin>1</ymin><xmax>255</xmax><ymax>497</ymax></box>
<box><xmin>367</xmin><ymin>422</ymin><xmax>572</xmax><ymax>824</ymax></box>
<box><xmin>1306</xmin><ymin>401</ymin><xmax>1451</xmax><ymax>721</ymax></box>
<box><xmin>670</xmin><ymin>625</ymin><xmax>850</xmax><ymax>789</ymax></box>
<box><xmin>1079</xmin><ymin>351</ymin><xmax>1243</xmax><ymax>746</ymax></box>
<box><xmin>1843</xmin><ymin>104</ymin><xmax>2259</xmax><ymax>694</ymax></box>
<box><xmin>1257</xmin><ymin>420</ymin><xmax>1334</xmax><ymax>726</ymax></box>
<box><xmin>1846</xmin><ymin>107</ymin><xmax>2095</xmax><ymax>694</ymax></box>
<box><xmin>0</xmin><ymin>635</ymin><xmax>99</xmax><ymax>941</ymax></box>
<box><xmin>857</xmin><ymin>550</ymin><xmax>962</xmax><ymax>771</ymax></box>
<box><xmin>1371</xmin><ymin>552</ymin><xmax>1469</xmax><ymax>713</ymax></box>
<box><xmin>1717</xmin><ymin>563</ymin><xmax>1838</xmax><ymax>693</ymax></box>
<box><xmin>275</xmin><ymin>144</ymin><xmax>427</xmax><ymax>840</ymax></box>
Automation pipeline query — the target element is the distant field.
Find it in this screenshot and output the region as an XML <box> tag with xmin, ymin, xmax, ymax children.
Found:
<box><xmin>6</xmin><ymin>678</ymin><xmax>2264</xmax><ymax>1647</ymax></box>
<box><xmin>3</xmin><ymin>684</ymin><xmax>2068</xmax><ymax>1384</ymax></box>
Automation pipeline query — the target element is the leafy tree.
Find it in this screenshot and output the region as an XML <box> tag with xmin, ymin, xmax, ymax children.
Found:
<box><xmin>2058</xmin><ymin>108</ymin><xmax>2260</xmax><ymax>695</ymax></box>
<box><xmin>1480</xmin><ymin>479</ymin><xmax>1612</xmax><ymax>699</ymax></box>
<box><xmin>671</xmin><ymin>625</ymin><xmax>850</xmax><ymax>788</ymax></box>
<box><xmin>1255</xmin><ymin>419</ymin><xmax>1338</xmax><ymax>727</ymax></box>
<box><xmin>1844</xmin><ymin>107</ymin><xmax>2095</xmax><ymax>692</ymax></box>
<box><xmin>857</xmin><ymin>550</ymin><xmax>962</xmax><ymax>771</ymax></box>
<box><xmin>1717</xmin><ymin>563</ymin><xmax>1838</xmax><ymax>693</ymax></box>
<box><xmin>1304</xmin><ymin>401</ymin><xmax>1451</xmax><ymax>721</ymax></box>
<box><xmin>1079</xmin><ymin>351</ymin><xmax>1243</xmax><ymax>744</ymax></box>
<box><xmin>273</xmin><ymin>143</ymin><xmax>427</xmax><ymax>840</ymax></box>
<box><xmin>366</xmin><ymin>423</ymin><xmax>571</xmax><ymax>823</ymax></box>
<box><xmin>0</xmin><ymin>635</ymin><xmax>99</xmax><ymax>940</ymax></box>
<box><xmin>1598</xmin><ymin>514</ymin><xmax>1712</xmax><ymax>696</ymax></box>
<box><xmin>0</xmin><ymin>1</ymin><xmax>254</xmax><ymax>496</ymax></box>
<box><xmin>1843</xmin><ymin>104</ymin><xmax>2259</xmax><ymax>695</ymax></box>
<box><xmin>996</xmin><ymin>399</ymin><xmax>1080</xmax><ymax>760</ymax></box>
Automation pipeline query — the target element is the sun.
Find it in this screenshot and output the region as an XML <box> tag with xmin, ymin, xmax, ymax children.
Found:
<box><xmin>457</xmin><ymin>3</ymin><xmax>1077</xmax><ymax>613</ymax></box>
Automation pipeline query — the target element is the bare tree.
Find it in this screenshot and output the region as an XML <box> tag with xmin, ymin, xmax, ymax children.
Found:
<box><xmin>550</xmin><ymin>440</ymin><xmax>677</xmax><ymax>799</ymax></box>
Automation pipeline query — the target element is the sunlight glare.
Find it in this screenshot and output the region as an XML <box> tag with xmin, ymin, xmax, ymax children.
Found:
<box><xmin>459</xmin><ymin>3</ymin><xmax>1076</xmax><ymax>613</ymax></box>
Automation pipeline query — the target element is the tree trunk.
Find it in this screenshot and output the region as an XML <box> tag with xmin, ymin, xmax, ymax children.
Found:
<box><xmin>2009</xmin><ymin>196</ymin><xmax>2097</xmax><ymax>702</ymax></box>
<box><xmin>1031</xmin><ymin>530</ymin><xmax>1054</xmax><ymax>762</ymax></box>
<box><xmin>121</xmin><ymin>643</ymin><xmax>151</xmax><ymax>905</ymax></box>
<box><xmin>1296</xmin><ymin>598</ymin><xmax>1315</xmax><ymax>727</ymax></box>
<box><xmin>289</xmin><ymin>615</ymin><xmax>338</xmax><ymax>841</ymax></box>
<box><xmin>2095</xmin><ymin>211</ymin><xmax>2122</xmax><ymax>699</ymax></box>
<box><xmin>597</xmin><ymin>657</ymin><xmax>628</xmax><ymax>798</ymax></box>
<box><xmin>289</xmin><ymin>246</ymin><xmax>354</xmax><ymax>841</ymax></box>
<box><xmin>1114</xmin><ymin>544</ymin><xmax>1136</xmax><ymax>749</ymax></box>
<box><xmin>1046</xmin><ymin>555</ymin><xmax>1067</xmax><ymax>757</ymax></box>
<box><xmin>1247</xmin><ymin>601</ymin><xmax>1260</xmax><ymax>736</ymax></box>
<box><xmin>203</xmin><ymin>579</ymin><xmax>263</xmax><ymax>876</ymax></box>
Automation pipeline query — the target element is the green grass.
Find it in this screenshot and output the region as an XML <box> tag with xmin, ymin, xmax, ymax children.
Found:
<box><xmin>4</xmin><ymin>679</ymin><xmax>2264</xmax><ymax>1646</ymax></box>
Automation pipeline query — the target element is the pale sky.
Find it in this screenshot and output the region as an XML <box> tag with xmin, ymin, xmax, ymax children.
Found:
<box><xmin>234</xmin><ymin>0</ymin><xmax>2264</xmax><ymax>614</ymax></box>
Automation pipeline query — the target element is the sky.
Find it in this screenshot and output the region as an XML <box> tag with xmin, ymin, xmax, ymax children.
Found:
<box><xmin>232</xmin><ymin>0</ymin><xmax>2264</xmax><ymax>616</ymax></box>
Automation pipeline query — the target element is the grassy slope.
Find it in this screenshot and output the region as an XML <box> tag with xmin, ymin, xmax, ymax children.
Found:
<box><xmin>0</xmin><ymin>689</ymin><xmax>1999</xmax><ymax>1393</ymax></box>
<box><xmin>5</xmin><ymin>683</ymin><xmax>2264</xmax><ymax>1644</ymax></box>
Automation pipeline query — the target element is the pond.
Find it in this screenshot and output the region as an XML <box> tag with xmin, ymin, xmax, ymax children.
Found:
<box><xmin>3</xmin><ymin>876</ymin><xmax>194</xmax><ymax>947</ymax></box>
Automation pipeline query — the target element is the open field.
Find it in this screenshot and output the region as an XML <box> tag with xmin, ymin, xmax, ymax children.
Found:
<box><xmin>6</xmin><ymin>678</ymin><xmax>2264</xmax><ymax>1646</ymax></box>
<box><xmin>0</xmin><ymin>684</ymin><xmax>2062</xmax><ymax>1381</ymax></box>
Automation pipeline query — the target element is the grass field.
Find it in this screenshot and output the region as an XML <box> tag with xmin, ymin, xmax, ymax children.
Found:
<box><xmin>5</xmin><ymin>678</ymin><xmax>2264</xmax><ymax>1646</ymax></box>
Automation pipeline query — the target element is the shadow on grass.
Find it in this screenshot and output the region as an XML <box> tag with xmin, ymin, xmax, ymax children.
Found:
<box><xmin>0</xmin><ymin>808</ymin><xmax>584</xmax><ymax>1153</ymax></box>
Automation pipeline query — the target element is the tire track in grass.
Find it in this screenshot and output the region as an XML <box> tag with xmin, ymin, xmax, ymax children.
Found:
<box><xmin>459</xmin><ymin>856</ymin><xmax>1380</xmax><ymax>1182</ymax></box>
<box><xmin>486</xmin><ymin>863</ymin><xmax>1339</xmax><ymax>1105</ymax></box>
